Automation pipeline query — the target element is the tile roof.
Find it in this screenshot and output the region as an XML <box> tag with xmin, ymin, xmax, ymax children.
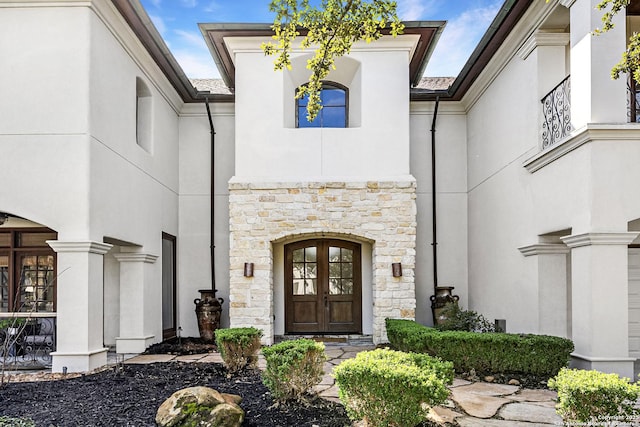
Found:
<box><xmin>189</xmin><ymin>77</ymin><xmax>455</xmax><ymax>97</ymax></box>
<box><xmin>190</xmin><ymin>78</ymin><xmax>233</xmax><ymax>95</ymax></box>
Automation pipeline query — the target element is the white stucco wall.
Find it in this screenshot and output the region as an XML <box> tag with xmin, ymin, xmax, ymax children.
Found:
<box><xmin>229</xmin><ymin>35</ymin><xmax>415</xmax><ymax>180</ymax></box>
<box><xmin>0</xmin><ymin>1</ymin><xmax>185</xmax><ymax>366</ymax></box>
<box><xmin>178</xmin><ymin>103</ymin><xmax>235</xmax><ymax>337</ymax></box>
<box><xmin>409</xmin><ymin>103</ymin><xmax>468</xmax><ymax>326</ymax></box>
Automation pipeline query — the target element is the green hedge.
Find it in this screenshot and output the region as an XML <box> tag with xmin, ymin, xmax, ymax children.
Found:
<box><xmin>334</xmin><ymin>348</ymin><xmax>453</xmax><ymax>427</ymax></box>
<box><xmin>214</xmin><ymin>327</ymin><xmax>263</xmax><ymax>374</ymax></box>
<box><xmin>549</xmin><ymin>368</ymin><xmax>640</xmax><ymax>423</ymax></box>
<box><xmin>262</xmin><ymin>339</ymin><xmax>326</xmax><ymax>403</ymax></box>
<box><xmin>386</xmin><ymin>318</ymin><xmax>573</xmax><ymax>377</ymax></box>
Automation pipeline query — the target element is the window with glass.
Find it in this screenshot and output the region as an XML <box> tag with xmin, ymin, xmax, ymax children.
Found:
<box><xmin>297</xmin><ymin>83</ymin><xmax>348</xmax><ymax>128</ymax></box>
<box><xmin>0</xmin><ymin>229</ymin><xmax>56</xmax><ymax>313</ymax></box>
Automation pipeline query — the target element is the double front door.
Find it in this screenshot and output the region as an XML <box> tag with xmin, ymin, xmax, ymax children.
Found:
<box><xmin>284</xmin><ymin>239</ymin><xmax>362</xmax><ymax>334</ymax></box>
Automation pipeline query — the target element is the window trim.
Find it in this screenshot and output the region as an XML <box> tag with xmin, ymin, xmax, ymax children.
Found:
<box><xmin>296</xmin><ymin>81</ymin><xmax>349</xmax><ymax>128</ymax></box>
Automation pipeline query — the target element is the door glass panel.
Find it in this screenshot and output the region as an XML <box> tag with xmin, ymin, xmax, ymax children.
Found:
<box><xmin>329</xmin><ymin>247</ymin><xmax>354</xmax><ymax>295</ymax></box>
<box><xmin>292</xmin><ymin>246</ymin><xmax>317</xmax><ymax>295</ymax></box>
<box><xmin>305</xmin><ymin>264</ymin><xmax>317</xmax><ymax>278</ymax></box>
<box><xmin>0</xmin><ymin>233</ymin><xmax>10</xmax><ymax>247</ymax></box>
<box><xmin>342</xmin><ymin>279</ymin><xmax>354</xmax><ymax>295</ymax></box>
<box><xmin>293</xmin><ymin>262</ymin><xmax>304</xmax><ymax>279</ymax></box>
<box><xmin>0</xmin><ymin>255</ymin><xmax>8</xmax><ymax>312</ymax></box>
<box><xmin>343</xmin><ymin>263</ymin><xmax>353</xmax><ymax>279</ymax></box>
<box><xmin>305</xmin><ymin>247</ymin><xmax>316</xmax><ymax>262</ymax></box>
<box><xmin>293</xmin><ymin>248</ymin><xmax>304</xmax><ymax>262</ymax></box>
<box><xmin>329</xmin><ymin>246</ymin><xmax>340</xmax><ymax>262</ymax></box>
<box><xmin>293</xmin><ymin>278</ymin><xmax>316</xmax><ymax>295</ymax></box>
<box><xmin>329</xmin><ymin>262</ymin><xmax>341</xmax><ymax>278</ymax></box>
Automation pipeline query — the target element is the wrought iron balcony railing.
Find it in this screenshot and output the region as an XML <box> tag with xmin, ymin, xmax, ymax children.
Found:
<box><xmin>541</xmin><ymin>75</ymin><xmax>572</xmax><ymax>149</ymax></box>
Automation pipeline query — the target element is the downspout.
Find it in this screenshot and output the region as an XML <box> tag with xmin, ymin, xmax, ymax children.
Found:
<box><xmin>204</xmin><ymin>96</ymin><xmax>216</xmax><ymax>293</ymax></box>
<box><xmin>429</xmin><ymin>97</ymin><xmax>459</xmax><ymax>325</ymax></box>
<box><xmin>193</xmin><ymin>96</ymin><xmax>224</xmax><ymax>342</ymax></box>
<box><xmin>431</xmin><ymin>96</ymin><xmax>440</xmax><ymax>293</ymax></box>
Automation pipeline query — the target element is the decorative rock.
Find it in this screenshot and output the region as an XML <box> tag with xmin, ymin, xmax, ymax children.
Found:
<box><xmin>427</xmin><ymin>406</ymin><xmax>463</xmax><ymax>424</ymax></box>
<box><xmin>156</xmin><ymin>386</ymin><xmax>244</xmax><ymax>427</ymax></box>
<box><xmin>509</xmin><ymin>389</ymin><xmax>557</xmax><ymax>403</ymax></box>
<box><xmin>455</xmin><ymin>382</ymin><xmax>519</xmax><ymax>396</ymax></box>
<box><xmin>450</xmin><ymin>390</ymin><xmax>510</xmax><ymax>419</ymax></box>
<box><xmin>508</xmin><ymin>379</ymin><xmax>521</xmax><ymax>386</ymax></box>
<box><xmin>484</xmin><ymin>376</ymin><xmax>494</xmax><ymax>383</ymax></box>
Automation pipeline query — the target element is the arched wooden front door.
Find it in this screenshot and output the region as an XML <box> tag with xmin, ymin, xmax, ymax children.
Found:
<box><xmin>284</xmin><ymin>239</ymin><xmax>362</xmax><ymax>334</ymax></box>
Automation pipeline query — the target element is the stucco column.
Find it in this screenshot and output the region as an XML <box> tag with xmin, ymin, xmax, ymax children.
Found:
<box><xmin>47</xmin><ymin>240</ymin><xmax>112</xmax><ymax>373</ymax></box>
<box><xmin>568</xmin><ymin>0</ymin><xmax>627</xmax><ymax>127</ymax></box>
<box><xmin>561</xmin><ymin>232</ymin><xmax>639</xmax><ymax>378</ymax></box>
<box><xmin>518</xmin><ymin>244</ymin><xmax>571</xmax><ymax>338</ymax></box>
<box><xmin>113</xmin><ymin>252</ymin><xmax>159</xmax><ymax>353</ymax></box>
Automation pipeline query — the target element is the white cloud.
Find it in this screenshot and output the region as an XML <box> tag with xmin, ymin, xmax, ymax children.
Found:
<box><xmin>397</xmin><ymin>0</ymin><xmax>436</xmax><ymax>21</ymax></box>
<box><xmin>173</xmin><ymin>49</ymin><xmax>219</xmax><ymax>78</ymax></box>
<box><xmin>149</xmin><ymin>14</ymin><xmax>167</xmax><ymax>36</ymax></box>
<box><xmin>180</xmin><ymin>0</ymin><xmax>197</xmax><ymax>7</ymax></box>
<box><xmin>174</xmin><ymin>29</ymin><xmax>206</xmax><ymax>47</ymax></box>
<box><xmin>203</xmin><ymin>1</ymin><xmax>221</xmax><ymax>13</ymax></box>
<box><xmin>424</xmin><ymin>1</ymin><xmax>501</xmax><ymax>77</ymax></box>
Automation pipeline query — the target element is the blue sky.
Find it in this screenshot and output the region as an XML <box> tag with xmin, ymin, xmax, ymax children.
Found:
<box><xmin>139</xmin><ymin>0</ymin><xmax>503</xmax><ymax>79</ymax></box>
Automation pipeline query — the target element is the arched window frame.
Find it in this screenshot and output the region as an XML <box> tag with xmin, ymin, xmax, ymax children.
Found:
<box><xmin>296</xmin><ymin>82</ymin><xmax>349</xmax><ymax>128</ymax></box>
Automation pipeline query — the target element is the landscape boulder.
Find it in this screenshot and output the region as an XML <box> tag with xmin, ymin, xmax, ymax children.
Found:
<box><xmin>156</xmin><ymin>386</ymin><xmax>244</xmax><ymax>427</ymax></box>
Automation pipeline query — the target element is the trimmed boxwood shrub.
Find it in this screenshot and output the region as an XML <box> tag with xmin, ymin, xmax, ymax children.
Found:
<box><xmin>214</xmin><ymin>327</ymin><xmax>263</xmax><ymax>374</ymax></box>
<box><xmin>549</xmin><ymin>368</ymin><xmax>640</xmax><ymax>424</ymax></box>
<box><xmin>386</xmin><ymin>318</ymin><xmax>573</xmax><ymax>377</ymax></box>
<box><xmin>262</xmin><ymin>339</ymin><xmax>326</xmax><ymax>403</ymax></box>
<box><xmin>334</xmin><ymin>348</ymin><xmax>453</xmax><ymax>427</ymax></box>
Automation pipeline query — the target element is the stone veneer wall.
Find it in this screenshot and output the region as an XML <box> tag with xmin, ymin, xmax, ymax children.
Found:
<box><xmin>228</xmin><ymin>179</ymin><xmax>417</xmax><ymax>344</ymax></box>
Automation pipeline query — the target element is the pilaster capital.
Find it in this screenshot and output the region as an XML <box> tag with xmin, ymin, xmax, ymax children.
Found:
<box><xmin>518</xmin><ymin>243</ymin><xmax>570</xmax><ymax>257</ymax></box>
<box><xmin>113</xmin><ymin>253</ymin><xmax>159</xmax><ymax>263</ymax></box>
<box><xmin>518</xmin><ymin>31</ymin><xmax>570</xmax><ymax>60</ymax></box>
<box><xmin>47</xmin><ymin>240</ymin><xmax>113</xmax><ymax>255</ymax></box>
<box><xmin>560</xmin><ymin>232</ymin><xmax>640</xmax><ymax>248</ymax></box>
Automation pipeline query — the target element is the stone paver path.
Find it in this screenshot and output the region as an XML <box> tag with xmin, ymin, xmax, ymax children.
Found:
<box><xmin>125</xmin><ymin>343</ymin><xmax>562</xmax><ymax>426</ymax></box>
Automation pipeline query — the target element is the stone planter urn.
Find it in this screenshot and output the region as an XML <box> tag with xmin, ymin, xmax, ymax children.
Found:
<box><xmin>430</xmin><ymin>286</ymin><xmax>459</xmax><ymax>326</ymax></box>
<box><xmin>194</xmin><ymin>289</ymin><xmax>224</xmax><ymax>342</ymax></box>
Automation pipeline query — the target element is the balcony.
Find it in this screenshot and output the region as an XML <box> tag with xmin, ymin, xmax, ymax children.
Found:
<box><xmin>541</xmin><ymin>75</ymin><xmax>572</xmax><ymax>149</ymax></box>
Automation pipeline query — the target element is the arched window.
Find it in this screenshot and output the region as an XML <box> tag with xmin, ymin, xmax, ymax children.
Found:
<box><xmin>297</xmin><ymin>82</ymin><xmax>348</xmax><ymax>128</ymax></box>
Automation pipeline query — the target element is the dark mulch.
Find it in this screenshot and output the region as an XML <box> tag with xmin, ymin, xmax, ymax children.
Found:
<box><xmin>142</xmin><ymin>337</ymin><xmax>217</xmax><ymax>355</ymax></box>
<box><xmin>0</xmin><ymin>362</ymin><xmax>351</xmax><ymax>427</ymax></box>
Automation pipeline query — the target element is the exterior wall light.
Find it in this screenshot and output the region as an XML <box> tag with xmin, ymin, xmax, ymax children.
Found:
<box><xmin>392</xmin><ymin>262</ymin><xmax>402</xmax><ymax>277</ymax></box>
<box><xmin>244</xmin><ymin>262</ymin><xmax>254</xmax><ymax>277</ymax></box>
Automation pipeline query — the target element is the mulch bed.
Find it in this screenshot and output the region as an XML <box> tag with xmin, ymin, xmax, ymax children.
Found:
<box><xmin>0</xmin><ymin>362</ymin><xmax>351</xmax><ymax>427</ymax></box>
<box><xmin>142</xmin><ymin>337</ymin><xmax>217</xmax><ymax>355</ymax></box>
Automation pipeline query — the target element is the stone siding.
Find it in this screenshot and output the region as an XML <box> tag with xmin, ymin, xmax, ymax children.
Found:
<box><xmin>228</xmin><ymin>180</ymin><xmax>417</xmax><ymax>344</ymax></box>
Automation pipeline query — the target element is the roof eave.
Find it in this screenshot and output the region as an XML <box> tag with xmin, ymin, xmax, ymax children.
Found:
<box><xmin>112</xmin><ymin>0</ymin><xmax>203</xmax><ymax>103</ymax></box>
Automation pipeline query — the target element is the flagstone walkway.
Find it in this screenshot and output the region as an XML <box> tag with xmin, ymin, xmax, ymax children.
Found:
<box><xmin>125</xmin><ymin>343</ymin><xmax>562</xmax><ymax>426</ymax></box>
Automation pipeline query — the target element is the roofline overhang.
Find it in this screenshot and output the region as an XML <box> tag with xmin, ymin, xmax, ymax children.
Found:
<box><xmin>111</xmin><ymin>0</ymin><xmax>233</xmax><ymax>103</ymax></box>
<box><xmin>199</xmin><ymin>21</ymin><xmax>447</xmax><ymax>90</ymax></box>
<box><xmin>410</xmin><ymin>0</ymin><xmax>534</xmax><ymax>102</ymax></box>
<box><xmin>112</xmin><ymin>0</ymin><xmax>534</xmax><ymax>104</ymax></box>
